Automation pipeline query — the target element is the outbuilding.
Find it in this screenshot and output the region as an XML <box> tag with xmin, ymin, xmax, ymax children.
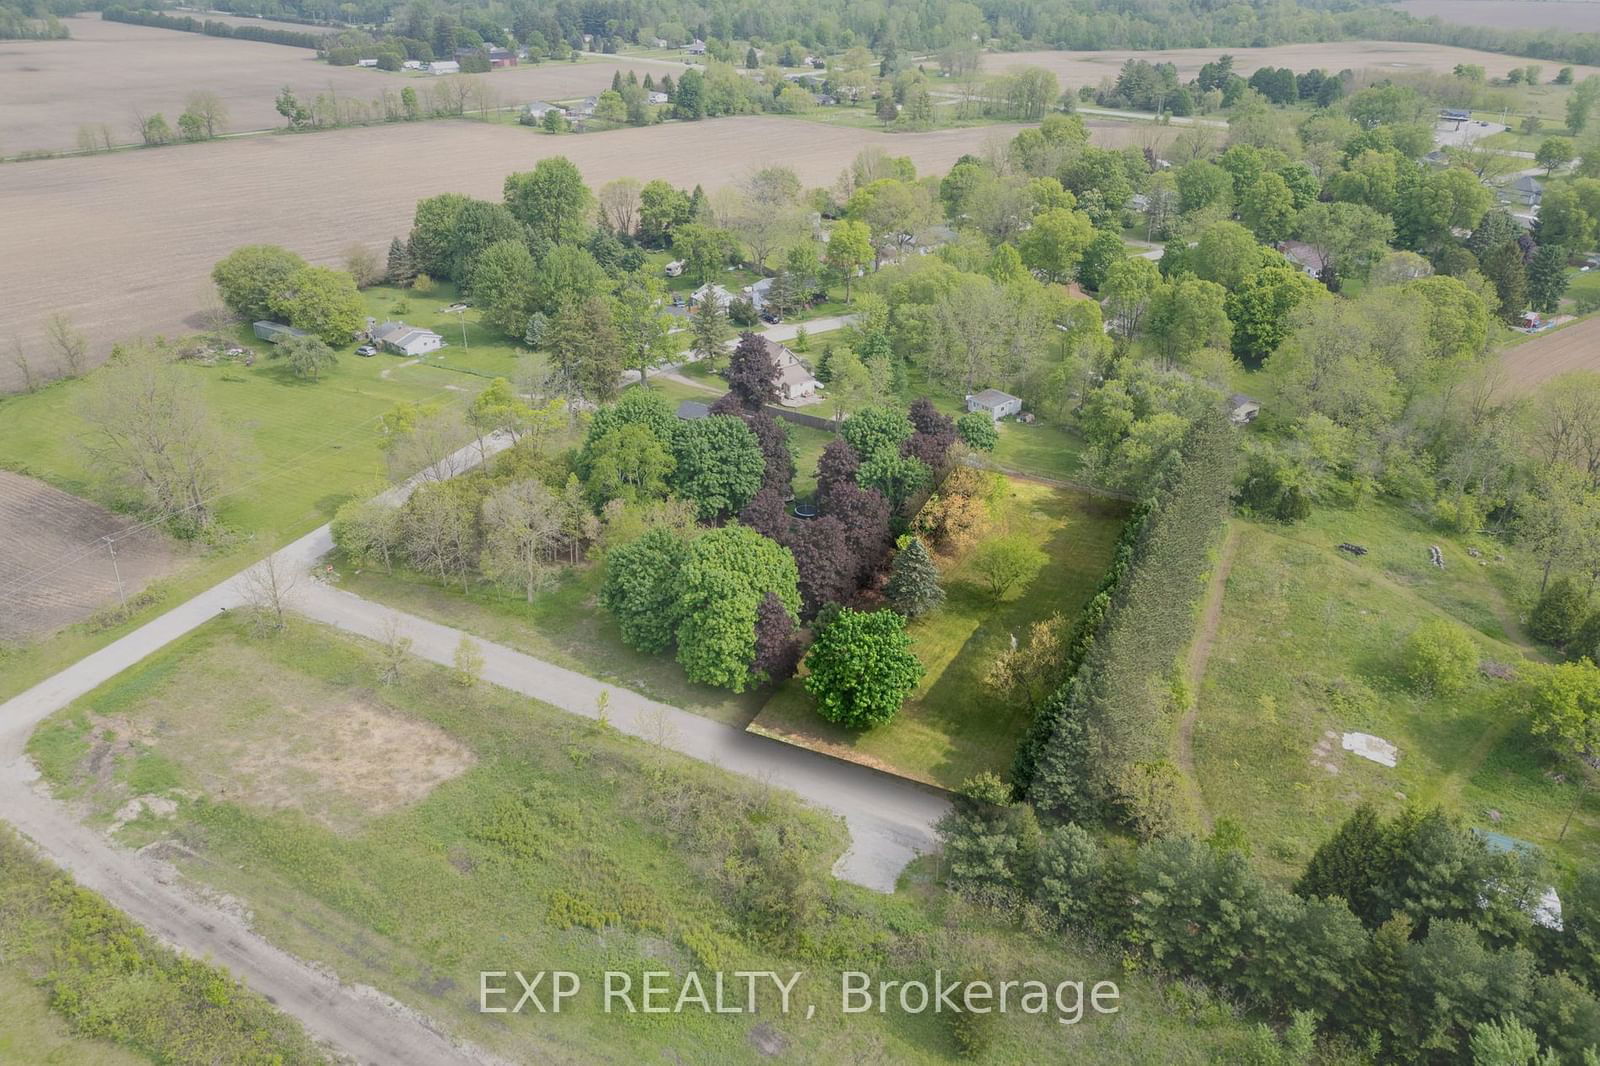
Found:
<box><xmin>252</xmin><ymin>321</ymin><xmax>307</xmax><ymax>344</ymax></box>
<box><xmin>965</xmin><ymin>388</ymin><xmax>1022</xmax><ymax>420</ymax></box>
<box><xmin>372</xmin><ymin>321</ymin><xmax>444</xmax><ymax>356</ymax></box>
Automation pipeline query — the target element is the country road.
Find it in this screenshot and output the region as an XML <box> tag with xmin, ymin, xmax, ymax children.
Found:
<box><xmin>0</xmin><ymin>420</ymin><xmax>948</xmax><ymax>1063</ymax></box>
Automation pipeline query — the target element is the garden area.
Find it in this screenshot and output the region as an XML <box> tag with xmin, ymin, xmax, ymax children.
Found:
<box><xmin>750</xmin><ymin>477</ymin><xmax>1129</xmax><ymax>789</ymax></box>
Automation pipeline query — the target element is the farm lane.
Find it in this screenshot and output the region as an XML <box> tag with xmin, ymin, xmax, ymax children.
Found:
<box><xmin>292</xmin><ymin>580</ymin><xmax>949</xmax><ymax>891</ymax></box>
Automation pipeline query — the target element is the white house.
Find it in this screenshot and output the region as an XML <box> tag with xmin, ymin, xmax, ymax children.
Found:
<box><xmin>646</xmin><ymin>90</ymin><xmax>669</xmax><ymax>105</ymax></box>
<box><xmin>402</xmin><ymin>59</ymin><xmax>424</xmax><ymax>70</ymax></box>
<box><xmin>1512</xmin><ymin>175</ymin><xmax>1545</xmax><ymax>207</ymax></box>
<box><xmin>653</xmin><ymin>37</ymin><xmax>669</xmax><ymax>48</ymax></box>
<box><xmin>744</xmin><ymin>277</ymin><xmax>773</xmax><ymax>312</ymax></box>
<box><xmin>372</xmin><ymin>321</ymin><xmax>444</xmax><ymax>356</ymax></box>
<box><xmin>685</xmin><ymin>38</ymin><xmax>707</xmax><ymax>55</ymax></box>
<box><xmin>356</xmin><ymin>58</ymin><xmax>378</xmax><ymax>67</ymax></box>
<box><xmin>524</xmin><ymin>101</ymin><xmax>567</xmax><ymax>120</ymax></box>
<box><xmin>966</xmin><ymin>388</ymin><xmax>1022</xmax><ymax>420</ymax></box>
<box><xmin>756</xmin><ymin>336</ymin><xmax>822</xmax><ymax>404</ymax></box>
<box><xmin>691</xmin><ymin>283</ymin><xmax>735</xmax><ymax>310</ymax></box>
<box><xmin>1277</xmin><ymin>240</ymin><xmax>1328</xmax><ymax>279</ymax></box>
<box><xmin>428</xmin><ymin>60</ymin><xmax>461</xmax><ymax>75</ymax></box>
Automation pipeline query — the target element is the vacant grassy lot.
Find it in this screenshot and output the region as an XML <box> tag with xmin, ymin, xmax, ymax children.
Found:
<box><xmin>26</xmin><ymin>616</ymin><xmax>1257</xmax><ymax>1063</ymax></box>
<box><xmin>0</xmin><ymin>971</ymin><xmax>152</xmax><ymax>1066</ymax></box>
<box><xmin>1188</xmin><ymin>501</ymin><xmax>1600</xmax><ymax>883</ymax></box>
<box><xmin>751</xmin><ymin>478</ymin><xmax>1128</xmax><ymax>789</ymax></box>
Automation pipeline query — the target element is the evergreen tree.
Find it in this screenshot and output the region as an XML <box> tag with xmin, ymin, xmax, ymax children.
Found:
<box><xmin>385</xmin><ymin>236</ymin><xmax>416</xmax><ymax>285</ymax></box>
<box><xmin>1481</xmin><ymin>240</ymin><xmax>1530</xmax><ymax>322</ymax></box>
<box><xmin>1296</xmin><ymin>803</ymin><xmax>1394</xmax><ymax>925</ymax></box>
<box><xmin>1531</xmin><ymin>576</ymin><xmax>1589</xmax><ymax>645</ymax></box>
<box><xmin>1529</xmin><ymin>243</ymin><xmax>1571</xmax><ymax>314</ymax></box>
<box><xmin>726</xmin><ymin>332</ymin><xmax>781</xmax><ymax>409</ymax></box>
<box><xmin>885</xmin><ymin>536</ymin><xmax>945</xmax><ymax>618</ymax></box>
<box><xmin>611</xmin><ymin>69</ymin><xmax>622</xmax><ymax>91</ymax></box>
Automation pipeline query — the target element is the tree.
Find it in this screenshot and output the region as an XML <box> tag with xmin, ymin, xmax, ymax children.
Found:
<box><xmin>531</xmin><ymin>244</ymin><xmax>610</xmax><ymax>317</ymax></box>
<box><xmin>956</xmin><ymin>412</ymin><xmax>999</xmax><ymax>452</ymax></box>
<box><xmin>332</xmin><ymin>498</ymin><xmax>401</xmax><ymax>571</ymax></box>
<box><xmin>1538</xmin><ymin>137</ymin><xmax>1575</xmax><ymax>177</ymax></box>
<box><xmin>639</xmin><ymin>179</ymin><xmax>692</xmax><ymax>245</ymax></box>
<box><xmin>443</xmin><ymin>199</ymin><xmax>524</xmax><ymax>283</ymax></box>
<box><xmin>480</xmin><ymin>478</ymin><xmax>565</xmax><ymax>601</ymax></box>
<box><xmin>1017</xmin><ymin>207</ymin><xmax>1094</xmax><ymax>282</ymax></box>
<box><xmin>600</xmin><ymin>526</ymin><xmax>690</xmax><ymax>652</ymax></box>
<box><xmin>211</xmin><ymin>245</ymin><xmax>308</xmax><ymax>322</ymax></box>
<box><xmin>78</xmin><ymin>341</ymin><xmax>232</xmax><ymax>536</ymax></box>
<box><xmin>1523</xmin><ymin>659</ymin><xmax>1600</xmax><ymax>762</ymax></box>
<box><xmin>1532</xmin><ymin>577</ymin><xmax>1591</xmax><ymax>645</ymax></box>
<box><xmin>1295</xmin><ymin>201</ymin><xmax>1395</xmax><ymax>282</ymax></box>
<box><xmin>1101</xmin><ymin>256</ymin><xmax>1161</xmax><ymax>339</ymax></box>
<box><xmin>987</xmin><ymin>613</ymin><xmax>1069</xmax><ymax>707</ymax></box>
<box><xmin>971</xmin><ymin>535</ymin><xmax>1048</xmax><ymax>601</ymax></box>
<box><xmin>1225</xmin><ymin>266</ymin><xmax>1327</xmax><ymax>365</ymax></box>
<box><xmin>453</xmin><ymin>635</ymin><xmax>485</xmax><ymax>687</ymax></box>
<box><xmin>469</xmin><ymin>239</ymin><xmax>538</xmax><ymax>336</ymax></box>
<box><xmin>751</xmin><ymin>591</ymin><xmax>802</xmax><ymax>682</ymax></box>
<box><xmin>43</xmin><ymin>312</ymin><xmax>87</xmax><ymax>375</ymax></box>
<box><xmin>548</xmin><ymin>294</ymin><xmax>622</xmax><ymax>403</ymax></box>
<box><xmin>688</xmin><ymin>294</ymin><xmax>732</xmax><ymax>368</ymax></box>
<box><xmin>825</xmin><ymin>219</ymin><xmax>873</xmax><ymax>300</ymax></box>
<box><xmin>670</xmin><ymin>414</ymin><xmax>765</xmax><ymax>519</ymax></box>
<box><xmin>1529</xmin><ymin>244</ymin><xmax>1571</xmax><ymax>314</ymax></box>
<box><xmin>182</xmin><ymin>89</ymin><xmax>228</xmax><ymax>138</ymax></box>
<box><xmin>270</xmin><ymin>333</ymin><xmax>338</xmax><ymax>380</ymax></box>
<box><xmin>613</xmin><ymin>274</ymin><xmax>673</xmax><ymax>384</ymax></box>
<box><xmin>804</xmin><ymin>608</ymin><xmax>925</xmax><ymax>728</ymax></box>
<box><xmin>1480</xmin><ymin>241</ymin><xmax>1529</xmax><ymax>323</ymax></box>
<box><xmin>841</xmin><ymin>406</ymin><xmax>913</xmax><ymax>462</ymax></box>
<box><xmin>585</xmin><ymin>423</ymin><xmax>675</xmax><ymax>507</ymax></box>
<box><xmin>885</xmin><ymin>536</ymin><xmax>944</xmax><ymax>618</ymax></box>
<box><xmin>1147</xmin><ymin>277</ymin><xmax>1230</xmax><ymax>370</ymax></box>
<box><xmin>937</xmin><ymin>772</ymin><xmax>1041</xmax><ymax>895</ymax></box>
<box><xmin>672</xmin><ymin>223</ymin><xmax>738</xmax><ymax>283</ymax></box>
<box><xmin>1238</xmin><ymin>172</ymin><xmax>1296</xmax><ymax>243</ymax></box>
<box><xmin>504</xmin><ymin>157</ymin><xmax>593</xmax><ymax>245</ymax></box>
<box><xmin>788</xmin><ymin>515</ymin><xmax>858</xmax><ymax>617</ymax></box>
<box><xmin>343</xmin><ymin>243</ymin><xmax>383</xmax><ymax>289</ymax></box>
<box><xmin>597</xmin><ymin>177</ymin><xmax>642</xmax><ymax>235</ymax></box>
<box><xmin>675</xmin><ymin>525</ymin><xmax>800</xmax><ymax>691</ymax></box>
<box><xmin>857</xmin><ymin>451</ymin><xmax>931</xmax><ymax>512</ymax></box>
<box><xmin>1469</xmin><ymin>1017</ymin><xmax>1552</xmax><ymax>1066</ymax></box>
<box><xmin>268</xmin><ymin>265</ymin><xmax>364</xmax><ymax>346</ymax></box>
<box><xmin>725</xmin><ymin>331</ymin><xmax>780</xmax><ymax>409</ymax></box>
<box><xmin>399</xmin><ymin>480</ymin><xmax>478</xmax><ymax>589</ymax></box>
<box><xmin>1402</xmin><ymin>618</ymin><xmax>1479</xmax><ymax>693</ymax></box>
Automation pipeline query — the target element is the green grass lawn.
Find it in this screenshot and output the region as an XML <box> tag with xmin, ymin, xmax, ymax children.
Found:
<box><xmin>1189</xmin><ymin>502</ymin><xmax>1600</xmax><ymax>884</ymax></box>
<box><xmin>750</xmin><ymin>478</ymin><xmax>1129</xmax><ymax>789</ymax></box>
<box><xmin>23</xmin><ymin>616</ymin><xmax>1258</xmax><ymax>1065</ymax></box>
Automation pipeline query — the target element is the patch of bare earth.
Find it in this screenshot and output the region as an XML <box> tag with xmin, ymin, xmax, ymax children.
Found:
<box><xmin>1498</xmin><ymin>317</ymin><xmax>1600</xmax><ymax>391</ymax></box>
<box><xmin>0</xmin><ymin>470</ymin><xmax>180</xmax><ymax>642</ymax></box>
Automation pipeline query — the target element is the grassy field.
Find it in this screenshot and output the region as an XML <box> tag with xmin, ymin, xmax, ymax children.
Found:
<box><xmin>0</xmin><ymin>971</ymin><xmax>152</xmax><ymax>1066</ymax></box>
<box><xmin>1187</xmin><ymin>500</ymin><xmax>1600</xmax><ymax>883</ymax></box>
<box><xmin>25</xmin><ymin>616</ymin><xmax>1259</xmax><ymax>1064</ymax></box>
<box><xmin>751</xmin><ymin>478</ymin><xmax>1129</xmax><ymax>789</ymax></box>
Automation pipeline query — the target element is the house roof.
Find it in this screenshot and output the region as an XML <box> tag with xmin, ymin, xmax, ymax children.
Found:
<box><xmin>373</xmin><ymin>321</ymin><xmax>440</xmax><ymax>348</ymax></box>
<box><xmin>1278</xmin><ymin>240</ymin><xmax>1328</xmax><ymax>272</ymax></box>
<box><xmin>970</xmin><ymin>388</ymin><xmax>1019</xmax><ymax>407</ymax></box>
<box><xmin>757</xmin><ymin>335</ymin><xmax>820</xmax><ymax>391</ymax></box>
<box><xmin>1227</xmin><ymin>393</ymin><xmax>1260</xmax><ymax>410</ymax></box>
<box><xmin>1513</xmin><ymin>175</ymin><xmax>1544</xmax><ymax>193</ymax></box>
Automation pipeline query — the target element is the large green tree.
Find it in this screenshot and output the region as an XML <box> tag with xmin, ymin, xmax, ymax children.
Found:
<box><xmin>212</xmin><ymin>245</ymin><xmax>308</xmax><ymax>322</ymax></box>
<box><xmin>504</xmin><ymin>156</ymin><xmax>593</xmax><ymax>246</ymax></box>
<box><xmin>269</xmin><ymin>266</ymin><xmax>364</xmax><ymax>346</ymax></box>
<box><xmin>599</xmin><ymin>526</ymin><xmax>691</xmax><ymax>653</ymax></box>
<box><xmin>670</xmin><ymin>414</ymin><xmax>766</xmax><ymax>519</ymax></box>
<box><xmin>805</xmin><ymin>608</ymin><xmax>925</xmax><ymax>728</ymax></box>
<box><xmin>675</xmin><ymin>525</ymin><xmax>800</xmax><ymax>691</ymax></box>
<box><xmin>469</xmin><ymin>239</ymin><xmax>538</xmax><ymax>337</ymax></box>
<box><xmin>1225</xmin><ymin>266</ymin><xmax>1327</xmax><ymax>364</ymax></box>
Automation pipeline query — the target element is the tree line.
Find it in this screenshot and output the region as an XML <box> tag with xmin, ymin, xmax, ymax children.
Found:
<box><xmin>102</xmin><ymin>7</ymin><xmax>328</xmax><ymax>48</ymax></box>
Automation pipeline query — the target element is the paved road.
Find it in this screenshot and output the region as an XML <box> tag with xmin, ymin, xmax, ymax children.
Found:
<box><xmin>293</xmin><ymin>582</ymin><xmax>948</xmax><ymax>891</ymax></box>
<box><xmin>0</xmin><ymin>405</ymin><xmax>947</xmax><ymax>1061</ymax></box>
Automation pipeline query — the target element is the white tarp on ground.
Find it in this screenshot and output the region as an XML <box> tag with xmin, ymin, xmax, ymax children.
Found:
<box><xmin>1342</xmin><ymin>732</ymin><xmax>1399</xmax><ymax>767</ymax></box>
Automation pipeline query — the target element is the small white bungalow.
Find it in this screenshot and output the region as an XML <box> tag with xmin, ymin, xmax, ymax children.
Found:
<box><xmin>372</xmin><ymin>321</ymin><xmax>444</xmax><ymax>357</ymax></box>
<box><xmin>691</xmin><ymin>283</ymin><xmax>735</xmax><ymax>310</ymax></box>
<box><xmin>966</xmin><ymin>388</ymin><xmax>1022</xmax><ymax>420</ymax></box>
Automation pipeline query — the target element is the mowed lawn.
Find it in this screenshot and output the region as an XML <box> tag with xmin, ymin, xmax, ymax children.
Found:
<box><xmin>1190</xmin><ymin>503</ymin><xmax>1600</xmax><ymax>882</ymax></box>
<box><xmin>23</xmin><ymin>617</ymin><xmax>1256</xmax><ymax>1065</ymax></box>
<box><xmin>751</xmin><ymin>478</ymin><xmax>1128</xmax><ymax>789</ymax></box>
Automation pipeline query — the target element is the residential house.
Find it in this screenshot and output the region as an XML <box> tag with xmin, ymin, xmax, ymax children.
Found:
<box><xmin>646</xmin><ymin>90</ymin><xmax>669</xmax><ymax>105</ymax></box>
<box><xmin>652</xmin><ymin>37</ymin><xmax>669</xmax><ymax>48</ymax></box>
<box><xmin>356</xmin><ymin>58</ymin><xmax>378</xmax><ymax>67</ymax></box>
<box><xmin>1277</xmin><ymin>240</ymin><xmax>1328</xmax><ymax>278</ymax></box>
<box><xmin>402</xmin><ymin>59</ymin><xmax>424</xmax><ymax>70</ymax></box>
<box><xmin>966</xmin><ymin>389</ymin><xmax>1022</xmax><ymax>420</ymax></box>
<box><xmin>691</xmin><ymin>283</ymin><xmax>735</xmax><ymax>310</ymax></box>
<box><xmin>1440</xmin><ymin>108</ymin><xmax>1471</xmax><ymax>125</ymax></box>
<box><xmin>252</xmin><ymin>321</ymin><xmax>307</xmax><ymax>344</ymax></box>
<box><xmin>755</xmin><ymin>335</ymin><xmax>822</xmax><ymax>404</ymax></box>
<box><xmin>1512</xmin><ymin>175</ymin><xmax>1544</xmax><ymax>207</ymax></box>
<box><xmin>571</xmin><ymin>96</ymin><xmax>600</xmax><ymax>118</ymax></box>
<box><xmin>524</xmin><ymin>101</ymin><xmax>567</xmax><ymax>120</ymax></box>
<box><xmin>372</xmin><ymin>321</ymin><xmax>445</xmax><ymax>356</ymax></box>
<box><xmin>744</xmin><ymin>277</ymin><xmax>773</xmax><ymax>312</ymax></box>
<box><xmin>1226</xmin><ymin>394</ymin><xmax>1262</xmax><ymax>424</ymax></box>
<box><xmin>685</xmin><ymin>38</ymin><xmax>707</xmax><ymax>55</ymax></box>
<box><xmin>427</xmin><ymin>60</ymin><xmax>461</xmax><ymax>75</ymax></box>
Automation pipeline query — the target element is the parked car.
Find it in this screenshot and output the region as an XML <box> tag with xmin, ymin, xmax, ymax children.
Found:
<box><xmin>760</xmin><ymin>311</ymin><xmax>782</xmax><ymax>325</ymax></box>
<box><xmin>355</xmin><ymin>344</ymin><xmax>377</xmax><ymax>356</ymax></box>
<box><xmin>672</xmin><ymin>294</ymin><xmax>687</xmax><ymax>307</ymax></box>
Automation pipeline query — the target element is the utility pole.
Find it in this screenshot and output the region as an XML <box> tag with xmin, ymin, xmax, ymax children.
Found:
<box><xmin>105</xmin><ymin>536</ymin><xmax>125</xmax><ymax>609</ymax></box>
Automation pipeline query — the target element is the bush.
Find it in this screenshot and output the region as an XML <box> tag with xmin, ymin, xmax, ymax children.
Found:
<box><xmin>1401</xmin><ymin>618</ymin><xmax>1479</xmax><ymax>694</ymax></box>
<box><xmin>955</xmin><ymin>411</ymin><xmax>999</xmax><ymax>452</ymax></box>
<box><xmin>1531</xmin><ymin>577</ymin><xmax>1589</xmax><ymax>647</ymax></box>
<box><xmin>804</xmin><ymin>608</ymin><xmax>924</xmax><ymax>729</ymax></box>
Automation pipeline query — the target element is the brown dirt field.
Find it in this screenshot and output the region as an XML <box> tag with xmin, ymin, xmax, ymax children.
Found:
<box><xmin>988</xmin><ymin>41</ymin><xmax>1600</xmax><ymax>87</ymax></box>
<box><xmin>0</xmin><ymin>471</ymin><xmax>180</xmax><ymax>642</ymax></box>
<box><xmin>1497</xmin><ymin>317</ymin><xmax>1600</xmax><ymax>389</ymax></box>
<box><xmin>0</xmin><ymin>15</ymin><xmax>691</xmax><ymax>155</ymax></box>
<box><xmin>0</xmin><ymin>116</ymin><xmax>1027</xmax><ymax>390</ymax></box>
<box><xmin>1396</xmin><ymin>0</ymin><xmax>1600</xmax><ymax>33</ymax></box>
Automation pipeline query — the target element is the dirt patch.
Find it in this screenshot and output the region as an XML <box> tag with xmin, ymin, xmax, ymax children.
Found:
<box><xmin>1498</xmin><ymin>316</ymin><xmax>1600</xmax><ymax>391</ymax></box>
<box><xmin>1177</xmin><ymin>524</ymin><xmax>1239</xmax><ymax>831</ymax></box>
<box><xmin>0</xmin><ymin>470</ymin><xmax>181</xmax><ymax>642</ymax></box>
<box><xmin>203</xmin><ymin>697</ymin><xmax>473</xmax><ymax>832</ymax></box>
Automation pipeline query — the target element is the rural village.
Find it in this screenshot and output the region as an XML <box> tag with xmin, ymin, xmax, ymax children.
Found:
<box><xmin>10</xmin><ymin>0</ymin><xmax>1600</xmax><ymax>1063</ymax></box>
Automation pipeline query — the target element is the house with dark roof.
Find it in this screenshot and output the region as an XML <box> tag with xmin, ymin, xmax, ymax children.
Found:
<box><xmin>372</xmin><ymin>321</ymin><xmax>444</xmax><ymax>356</ymax></box>
<box><xmin>753</xmin><ymin>335</ymin><xmax>821</xmax><ymax>404</ymax></box>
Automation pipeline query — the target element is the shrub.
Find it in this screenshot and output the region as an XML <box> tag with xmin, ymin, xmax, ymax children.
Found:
<box><xmin>804</xmin><ymin>608</ymin><xmax>924</xmax><ymax>729</ymax></box>
<box><xmin>1401</xmin><ymin>618</ymin><xmax>1479</xmax><ymax>694</ymax></box>
<box><xmin>1531</xmin><ymin>577</ymin><xmax>1589</xmax><ymax>647</ymax></box>
<box><xmin>955</xmin><ymin>411</ymin><xmax>999</xmax><ymax>452</ymax></box>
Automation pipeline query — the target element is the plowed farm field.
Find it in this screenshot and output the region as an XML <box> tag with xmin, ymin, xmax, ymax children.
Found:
<box><xmin>0</xmin><ymin>471</ymin><xmax>179</xmax><ymax>642</ymax></box>
<box><xmin>1499</xmin><ymin>317</ymin><xmax>1600</xmax><ymax>390</ymax></box>
<box><xmin>0</xmin><ymin>116</ymin><xmax>1037</xmax><ymax>389</ymax></box>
